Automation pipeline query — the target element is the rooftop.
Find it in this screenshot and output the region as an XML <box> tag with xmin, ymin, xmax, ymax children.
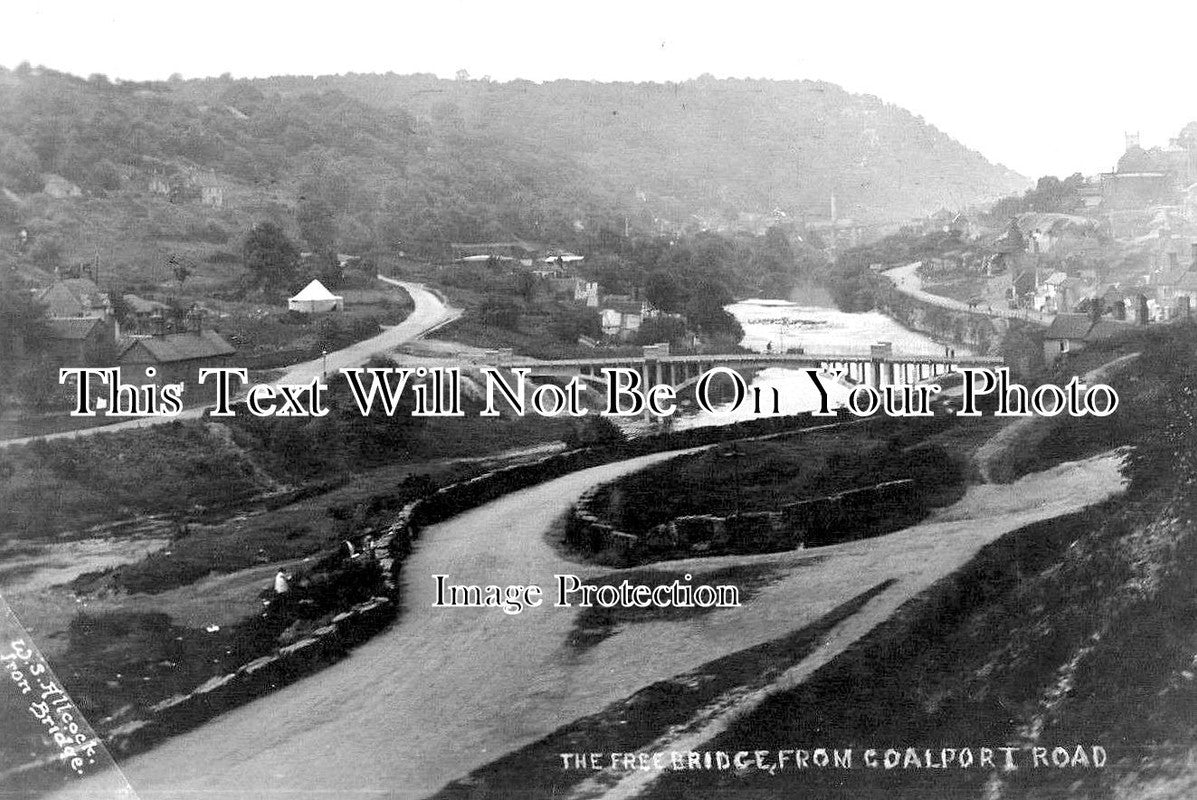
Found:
<box><xmin>120</xmin><ymin>330</ymin><xmax>235</xmax><ymax>363</ymax></box>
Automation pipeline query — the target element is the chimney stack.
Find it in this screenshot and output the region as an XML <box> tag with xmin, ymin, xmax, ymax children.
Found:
<box><xmin>186</xmin><ymin>307</ymin><xmax>204</xmax><ymax>334</ymax></box>
<box><xmin>1191</xmin><ymin>242</ymin><xmax>1197</xmax><ymax>270</ymax></box>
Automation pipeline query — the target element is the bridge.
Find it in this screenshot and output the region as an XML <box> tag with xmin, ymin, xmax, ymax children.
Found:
<box><xmin>472</xmin><ymin>341</ymin><xmax>1005</xmax><ymax>394</ymax></box>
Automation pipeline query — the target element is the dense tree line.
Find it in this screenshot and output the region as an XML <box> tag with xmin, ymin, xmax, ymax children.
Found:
<box><xmin>0</xmin><ymin>66</ymin><xmax>1025</xmax><ymax>269</ymax></box>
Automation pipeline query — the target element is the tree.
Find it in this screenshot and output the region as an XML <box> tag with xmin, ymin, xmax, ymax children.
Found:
<box><xmin>763</xmin><ymin>226</ymin><xmax>795</xmax><ymax>266</ymax></box>
<box><xmin>564</xmin><ymin>416</ymin><xmax>625</xmax><ymax>449</ymax></box>
<box><xmin>0</xmin><ymin>278</ymin><xmax>49</xmax><ymax>364</ymax></box>
<box><xmin>168</xmin><ymin>253</ymin><xmax>192</xmax><ymax>286</ymax></box>
<box><xmin>477</xmin><ymin>294</ymin><xmax>521</xmax><ymax>330</ymax></box>
<box><xmin>297</xmin><ymin>198</ymin><xmax>337</xmax><ymax>255</ymax></box>
<box><xmin>243</xmin><ymin>222</ymin><xmax>299</xmax><ymax>293</ymax></box>
<box><xmin>684</xmin><ymin>280</ymin><xmax>742</xmax><ymax>339</ymax></box>
<box><xmin>645</xmin><ymin>271</ymin><xmax>686</xmax><ymax>313</ymax></box>
<box><xmin>550</xmin><ymin>307</ymin><xmax>600</xmax><ymax>342</ymax></box>
<box><xmin>635</xmin><ymin>315</ymin><xmax>688</xmax><ymax>346</ymax></box>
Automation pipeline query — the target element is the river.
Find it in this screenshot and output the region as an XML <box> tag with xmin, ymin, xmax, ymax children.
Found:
<box><xmin>673</xmin><ymin>297</ymin><xmax>962</xmax><ymax>428</ymax></box>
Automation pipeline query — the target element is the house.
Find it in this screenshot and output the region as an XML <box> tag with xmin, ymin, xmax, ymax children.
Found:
<box><xmin>118</xmin><ymin>329</ymin><xmax>236</xmax><ymax>388</ymax></box>
<box><xmin>1017</xmin><ymin>212</ymin><xmax>1101</xmax><ymax>255</ymax></box>
<box><xmin>43</xmin><ymin>317</ymin><xmax>114</xmax><ymax>364</ymax></box>
<box><xmin>123</xmin><ymin>294</ymin><xmax>171</xmax><ymax>319</ymax></box>
<box><xmin>192</xmin><ymin>171</ymin><xmax>227</xmax><ymax>207</ymax></box>
<box><xmin>148</xmin><ymin>172</ymin><xmax>172</xmax><ymax>196</ymax></box>
<box><xmin>546</xmin><ymin>276</ymin><xmax>599</xmax><ymax>307</ymax></box>
<box><xmin>1152</xmin><ymin>243</ymin><xmax>1197</xmax><ymax>317</ymax></box>
<box><xmin>1035</xmin><ymin>272</ymin><xmax>1070</xmax><ymax>313</ymax></box>
<box><xmin>288</xmin><ymin>280</ymin><xmax>344</xmax><ymax>313</ymax></box>
<box><xmin>1042</xmin><ymin>314</ymin><xmax>1128</xmax><ymax>364</ymax></box>
<box><xmin>600</xmin><ymin>296</ymin><xmax>646</xmax><ymax>338</ymax></box>
<box><xmin>37</xmin><ymin>278</ymin><xmax>111</xmax><ymax>319</ymax></box>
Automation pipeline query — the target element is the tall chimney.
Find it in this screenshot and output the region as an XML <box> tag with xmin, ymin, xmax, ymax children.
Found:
<box><xmin>1191</xmin><ymin>242</ymin><xmax>1197</xmax><ymax>270</ymax></box>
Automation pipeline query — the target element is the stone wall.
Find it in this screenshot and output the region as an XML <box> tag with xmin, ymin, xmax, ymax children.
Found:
<box><xmin>878</xmin><ymin>283</ymin><xmax>1010</xmax><ymax>355</ymax></box>
<box><xmin>567</xmin><ymin>479</ymin><xmax>917</xmax><ymax>564</ymax></box>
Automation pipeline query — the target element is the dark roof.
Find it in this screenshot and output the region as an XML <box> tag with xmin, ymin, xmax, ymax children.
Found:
<box><xmin>602</xmin><ymin>300</ymin><xmax>644</xmax><ymax>315</ymax></box>
<box><xmin>120</xmin><ymin>330</ymin><xmax>235</xmax><ymax>363</ymax></box>
<box><xmin>45</xmin><ymin>317</ymin><xmax>102</xmax><ymax>340</ymax></box>
<box><xmin>38</xmin><ymin>278</ymin><xmax>109</xmax><ymax>316</ymax></box>
<box><xmin>1045</xmin><ymin>313</ymin><xmax>1096</xmax><ymax>340</ymax></box>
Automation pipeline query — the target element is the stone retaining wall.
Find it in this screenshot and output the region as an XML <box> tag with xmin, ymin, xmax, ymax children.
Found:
<box><xmin>566</xmin><ymin>479</ymin><xmax>918</xmax><ymax>563</ymax></box>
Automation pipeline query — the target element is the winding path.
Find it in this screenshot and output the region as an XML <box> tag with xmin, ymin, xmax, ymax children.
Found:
<box><xmin>884</xmin><ymin>262</ymin><xmax>1054</xmax><ymax>325</ymax></box>
<box><xmin>55</xmin><ymin>440</ymin><xmax>1126</xmax><ymax>800</ymax></box>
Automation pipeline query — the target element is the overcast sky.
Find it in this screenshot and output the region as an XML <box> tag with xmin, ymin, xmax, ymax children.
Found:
<box><xmin>6</xmin><ymin>0</ymin><xmax>1197</xmax><ymax>180</ymax></box>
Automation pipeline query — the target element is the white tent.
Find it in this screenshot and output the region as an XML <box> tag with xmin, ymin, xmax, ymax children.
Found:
<box><xmin>288</xmin><ymin>280</ymin><xmax>344</xmax><ymax>313</ymax></box>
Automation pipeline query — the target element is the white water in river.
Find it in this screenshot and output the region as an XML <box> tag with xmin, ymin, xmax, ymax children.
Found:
<box><xmin>674</xmin><ymin>299</ymin><xmax>962</xmax><ymax>428</ymax></box>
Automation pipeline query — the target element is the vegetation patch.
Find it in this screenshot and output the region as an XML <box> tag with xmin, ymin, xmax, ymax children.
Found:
<box><xmin>565</xmin><ymin>562</ymin><xmax>799</xmax><ymax>652</ymax></box>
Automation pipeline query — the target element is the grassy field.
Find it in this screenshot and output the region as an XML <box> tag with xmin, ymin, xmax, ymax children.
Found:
<box><xmin>588</xmin><ymin>416</ymin><xmax>972</xmax><ymax>535</ymax></box>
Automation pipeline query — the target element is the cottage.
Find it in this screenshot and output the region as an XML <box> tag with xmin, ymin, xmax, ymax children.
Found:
<box><xmin>1034</xmin><ymin>272</ymin><xmax>1089</xmax><ymax>314</ymax></box>
<box><xmin>123</xmin><ymin>294</ymin><xmax>171</xmax><ymax>321</ymax></box>
<box><xmin>118</xmin><ymin>330</ymin><xmax>236</xmax><ymax>388</ymax></box>
<box><xmin>43</xmin><ymin>317</ymin><xmax>115</xmax><ymax>365</ymax></box>
<box><xmin>192</xmin><ymin>171</ymin><xmax>227</xmax><ymax>207</ymax></box>
<box><xmin>37</xmin><ymin>278</ymin><xmax>111</xmax><ymax>319</ymax></box>
<box><xmin>148</xmin><ymin>172</ymin><xmax>172</xmax><ymax>196</ymax></box>
<box><xmin>600</xmin><ymin>297</ymin><xmax>646</xmax><ymax>338</ymax></box>
<box><xmin>1042</xmin><ymin>314</ymin><xmax>1128</xmax><ymax>364</ymax></box>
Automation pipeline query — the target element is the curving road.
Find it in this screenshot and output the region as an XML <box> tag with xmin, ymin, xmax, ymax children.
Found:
<box><xmin>54</xmin><ymin>443</ymin><xmax>1126</xmax><ymax>800</ymax></box>
<box><xmin>884</xmin><ymin>262</ymin><xmax>1054</xmax><ymax>325</ymax></box>
<box><xmin>0</xmin><ymin>278</ymin><xmax>457</xmax><ymax>448</ymax></box>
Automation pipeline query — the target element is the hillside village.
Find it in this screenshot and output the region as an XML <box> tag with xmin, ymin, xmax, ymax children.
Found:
<box><xmin>10</xmin><ymin>101</ymin><xmax>1197</xmax><ymax>430</ymax></box>
<box><xmin>820</xmin><ymin>123</ymin><xmax>1197</xmax><ymax>371</ymax></box>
